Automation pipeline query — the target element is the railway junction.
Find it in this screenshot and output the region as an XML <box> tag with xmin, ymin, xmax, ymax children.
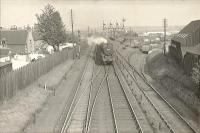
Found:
<box><xmin>22</xmin><ymin>36</ymin><xmax>200</xmax><ymax>133</ymax></box>
<box><xmin>1</xmin><ymin>1</ymin><xmax>200</xmax><ymax>132</ymax></box>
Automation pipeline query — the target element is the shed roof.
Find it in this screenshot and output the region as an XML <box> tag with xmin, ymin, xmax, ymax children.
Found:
<box><xmin>172</xmin><ymin>20</ymin><xmax>200</xmax><ymax>43</ymax></box>
<box><xmin>0</xmin><ymin>29</ymin><xmax>28</xmax><ymax>45</ymax></box>
<box><xmin>180</xmin><ymin>20</ymin><xmax>200</xmax><ymax>34</ymax></box>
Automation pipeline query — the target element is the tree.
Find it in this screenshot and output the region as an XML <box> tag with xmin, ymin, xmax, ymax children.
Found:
<box><xmin>36</xmin><ymin>4</ymin><xmax>67</xmax><ymax>51</ymax></box>
<box><xmin>192</xmin><ymin>60</ymin><xmax>200</xmax><ymax>91</ymax></box>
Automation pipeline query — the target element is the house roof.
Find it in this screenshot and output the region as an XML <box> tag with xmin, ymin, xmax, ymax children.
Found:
<box><xmin>0</xmin><ymin>29</ymin><xmax>28</xmax><ymax>45</ymax></box>
<box><xmin>180</xmin><ymin>20</ymin><xmax>200</xmax><ymax>34</ymax></box>
<box><xmin>0</xmin><ymin>47</ymin><xmax>10</xmax><ymax>56</ymax></box>
<box><xmin>171</xmin><ymin>20</ymin><xmax>200</xmax><ymax>45</ymax></box>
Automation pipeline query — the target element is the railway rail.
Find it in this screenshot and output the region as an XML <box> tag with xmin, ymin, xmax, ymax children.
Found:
<box><xmin>87</xmin><ymin>64</ymin><xmax>148</xmax><ymax>133</ymax></box>
<box><xmin>115</xmin><ymin>49</ymin><xmax>198</xmax><ymax>133</ymax></box>
<box><xmin>61</xmin><ymin>61</ymin><xmax>107</xmax><ymax>132</ymax></box>
<box><xmin>53</xmin><ymin>46</ymin><xmax>93</xmax><ymax>133</ymax></box>
<box><xmin>107</xmin><ymin>65</ymin><xmax>143</xmax><ymax>133</ymax></box>
<box><xmin>53</xmin><ymin>46</ymin><xmax>198</xmax><ymax>133</ymax></box>
<box><xmin>86</xmin><ymin>66</ymin><xmax>109</xmax><ymax>133</ymax></box>
<box><xmin>65</xmin><ymin>57</ymin><xmax>95</xmax><ymax>133</ymax></box>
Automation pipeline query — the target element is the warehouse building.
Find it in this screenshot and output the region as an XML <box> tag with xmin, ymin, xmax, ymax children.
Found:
<box><xmin>169</xmin><ymin>20</ymin><xmax>200</xmax><ymax>75</ymax></box>
<box><xmin>183</xmin><ymin>45</ymin><xmax>200</xmax><ymax>75</ymax></box>
<box><xmin>169</xmin><ymin>20</ymin><xmax>200</xmax><ymax>65</ymax></box>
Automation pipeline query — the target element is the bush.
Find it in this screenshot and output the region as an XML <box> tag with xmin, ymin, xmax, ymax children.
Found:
<box><xmin>192</xmin><ymin>61</ymin><xmax>200</xmax><ymax>90</ymax></box>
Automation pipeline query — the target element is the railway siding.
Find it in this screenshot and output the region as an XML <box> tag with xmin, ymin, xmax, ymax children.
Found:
<box><xmin>86</xmin><ymin>66</ymin><xmax>107</xmax><ymax>132</ymax></box>
<box><xmin>58</xmin><ymin>47</ymin><xmax>93</xmax><ymax>133</ymax></box>
<box><xmin>108</xmin><ymin>66</ymin><xmax>139</xmax><ymax>133</ymax></box>
<box><xmin>115</xmin><ymin>49</ymin><xmax>198</xmax><ymax>133</ymax></box>
<box><xmin>116</xmin><ymin>59</ymin><xmax>172</xmax><ymax>133</ymax></box>
<box><xmin>114</xmin><ymin>63</ymin><xmax>155</xmax><ymax>133</ymax></box>
<box><xmin>65</xmin><ymin>56</ymin><xmax>94</xmax><ymax>132</ymax></box>
<box><xmin>88</xmin><ymin>72</ymin><xmax>115</xmax><ymax>133</ymax></box>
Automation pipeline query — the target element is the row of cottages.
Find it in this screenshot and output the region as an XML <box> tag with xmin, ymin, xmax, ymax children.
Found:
<box><xmin>0</xmin><ymin>28</ymin><xmax>35</xmax><ymax>54</ymax></box>
<box><xmin>169</xmin><ymin>20</ymin><xmax>200</xmax><ymax>75</ymax></box>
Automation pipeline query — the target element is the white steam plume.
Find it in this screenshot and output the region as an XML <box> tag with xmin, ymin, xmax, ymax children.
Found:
<box><xmin>87</xmin><ymin>36</ymin><xmax>107</xmax><ymax>46</ymax></box>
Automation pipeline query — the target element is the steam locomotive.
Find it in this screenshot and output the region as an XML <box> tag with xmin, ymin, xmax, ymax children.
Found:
<box><xmin>94</xmin><ymin>42</ymin><xmax>113</xmax><ymax>65</ymax></box>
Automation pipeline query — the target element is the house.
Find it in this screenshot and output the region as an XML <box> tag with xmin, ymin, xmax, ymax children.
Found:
<box><xmin>169</xmin><ymin>20</ymin><xmax>200</xmax><ymax>64</ymax></box>
<box><xmin>0</xmin><ymin>28</ymin><xmax>35</xmax><ymax>54</ymax></box>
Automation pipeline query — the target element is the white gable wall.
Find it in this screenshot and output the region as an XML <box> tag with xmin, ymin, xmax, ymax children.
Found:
<box><xmin>26</xmin><ymin>30</ymin><xmax>35</xmax><ymax>53</ymax></box>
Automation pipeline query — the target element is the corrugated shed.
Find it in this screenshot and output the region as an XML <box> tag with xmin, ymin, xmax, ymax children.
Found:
<box><xmin>170</xmin><ymin>20</ymin><xmax>200</xmax><ymax>66</ymax></box>
<box><xmin>184</xmin><ymin>44</ymin><xmax>200</xmax><ymax>56</ymax></box>
<box><xmin>172</xmin><ymin>33</ymin><xmax>192</xmax><ymax>47</ymax></box>
<box><xmin>171</xmin><ymin>20</ymin><xmax>200</xmax><ymax>47</ymax></box>
<box><xmin>183</xmin><ymin>44</ymin><xmax>200</xmax><ymax>75</ymax></box>
<box><xmin>183</xmin><ymin>53</ymin><xmax>199</xmax><ymax>75</ymax></box>
<box><xmin>169</xmin><ymin>40</ymin><xmax>183</xmax><ymax>64</ymax></box>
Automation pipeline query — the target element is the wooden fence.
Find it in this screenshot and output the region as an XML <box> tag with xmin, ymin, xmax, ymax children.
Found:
<box><xmin>0</xmin><ymin>48</ymin><xmax>69</xmax><ymax>102</ymax></box>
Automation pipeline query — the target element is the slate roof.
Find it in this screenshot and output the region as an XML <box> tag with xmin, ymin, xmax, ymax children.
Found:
<box><xmin>0</xmin><ymin>47</ymin><xmax>10</xmax><ymax>56</ymax></box>
<box><xmin>0</xmin><ymin>30</ymin><xmax>28</xmax><ymax>45</ymax></box>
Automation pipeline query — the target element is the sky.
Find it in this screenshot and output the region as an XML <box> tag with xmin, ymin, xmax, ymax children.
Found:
<box><xmin>1</xmin><ymin>0</ymin><xmax>200</xmax><ymax>31</ymax></box>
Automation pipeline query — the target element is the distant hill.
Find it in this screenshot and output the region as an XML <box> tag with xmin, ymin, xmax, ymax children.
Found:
<box><xmin>83</xmin><ymin>25</ymin><xmax>184</xmax><ymax>34</ymax></box>
<box><xmin>131</xmin><ymin>26</ymin><xmax>184</xmax><ymax>33</ymax></box>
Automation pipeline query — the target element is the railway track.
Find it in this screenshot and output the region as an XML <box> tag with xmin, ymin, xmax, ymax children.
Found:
<box><xmin>60</xmin><ymin>54</ymin><xmax>95</xmax><ymax>132</ymax></box>
<box><xmin>60</xmin><ymin>61</ymin><xmax>107</xmax><ymax>132</ymax></box>
<box><xmin>115</xmin><ymin>49</ymin><xmax>199</xmax><ymax>133</ymax></box>
<box><xmin>86</xmin><ymin>66</ymin><xmax>109</xmax><ymax>133</ymax></box>
<box><xmin>53</xmin><ymin>46</ymin><xmax>93</xmax><ymax>133</ymax></box>
<box><xmin>87</xmin><ymin>64</ymin><xmax>148</xmax><ymax>133</ymax></box>
<box><xmin>85</xmin><ymin>66</ymin><xmax>107</xmax><ymax>132</ymax></box>
<box><xmin>107</xmin><ymin>65</ymin><xmax>143</xmax><ymax>132</ymax></box>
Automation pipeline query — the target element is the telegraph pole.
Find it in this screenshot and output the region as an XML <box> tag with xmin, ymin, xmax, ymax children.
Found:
<box><xmin>129</xmin><ymin>27</ymin><xmax>132</xmax><ymax>46</ymax></box>
<box><xmin>122</xmin><ymin>18</ymin><xmax>126</xmax><ymax>30</ymax></box>
<box><xmin>87</xmin><ymin>26</ymin><xmax>90</xmax><ymax>36</ymax></box>
<box><xmin>70</xmin><ymin>9</ymin><xmax>75</xmax><ymax>59</ymax></box>
<box><xmin>78</xmin><ymin>30</ymin><xmax>81</xmax><ymax>59</ymax></box>
<box><xmin>163</xmin><ymin>18</ymin><xmax>167</xmax><ymax>55</ymax></box>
